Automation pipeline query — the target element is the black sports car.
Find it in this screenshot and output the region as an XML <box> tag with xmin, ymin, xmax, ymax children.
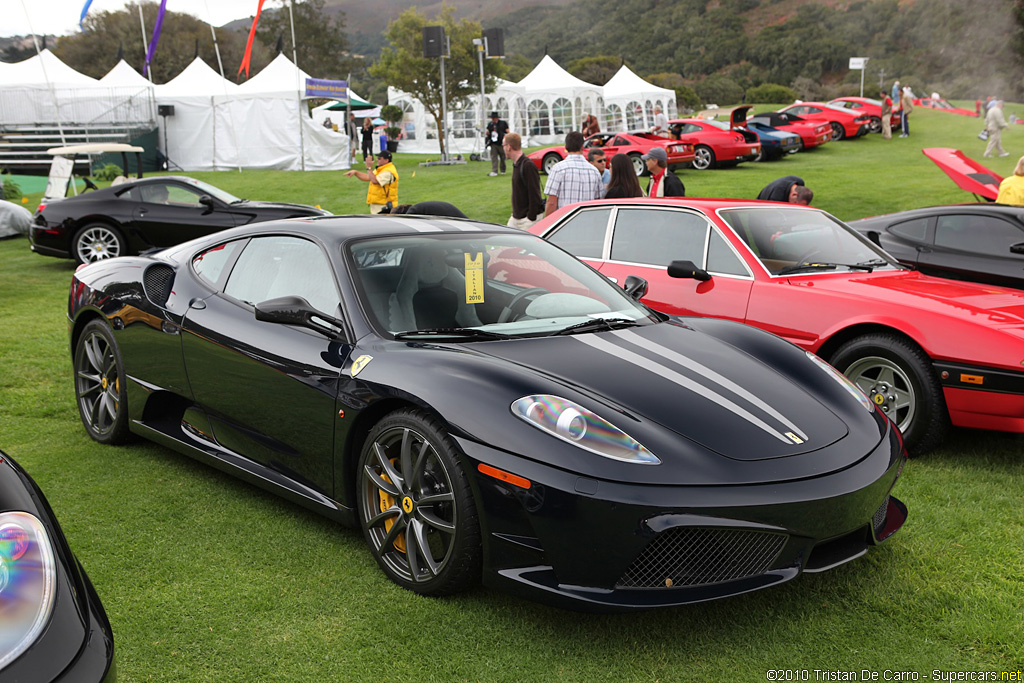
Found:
<box><xmin>30</xmin><ymin>175</ymin><xmax>328</xmax><ymax>264</ymax></box>
<box><xmin>67</xmin><ymin>215</ymin><xmax>907</xmax><ymax>611</ymax></box>
<box><xmin>0</xmin><ymin>450</ymin><xmax>115</xmax><ymax>681</ymax></box>
<box><xmin>849</xmin><ymin>203</ymin><xmax>1024</xmax><ymax>289</ymax></box>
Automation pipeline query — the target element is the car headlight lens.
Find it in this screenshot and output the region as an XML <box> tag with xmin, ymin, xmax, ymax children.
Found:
<box><xmin>805</xmin><ymin>351</ymin><xmax>874</xmax><ymax>413</ymax></box>
<box><xmin>0</xmin><ymin>512</ymin><xmax>57</xmax><ymax>672</ymax></box>
<box><xmin>511</xmin><ymin>395</ymin><xmax>660</xmax><ymax>464</ymax></box>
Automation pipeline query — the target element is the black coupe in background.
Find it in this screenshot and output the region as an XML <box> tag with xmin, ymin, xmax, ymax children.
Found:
<box><xmin>849</xmin><ymin>203</ymin><xmax>1024</xmax><ymax>289</ymax></box>
<box><xmin>68</xmin><ymin>215</ymin><xmax>906</xmax><ymax>611</ymax></box>
<box><xmin>30</xmin><ymin>175</ymin><xmax>328</xmax><ymax>264</ymax></box>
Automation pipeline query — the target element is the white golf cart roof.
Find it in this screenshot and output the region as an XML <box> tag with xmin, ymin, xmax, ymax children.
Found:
<box><xmin>43</xmin><ymin>143</ymin><xmax>146</xmax><ymax>203</ymax></box>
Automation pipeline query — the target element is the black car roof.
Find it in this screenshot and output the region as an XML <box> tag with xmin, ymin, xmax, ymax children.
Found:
<box><xmin>852</xmin><ymin>203</ymin><xmax>1024</xmax><ymax>224</ymax></box>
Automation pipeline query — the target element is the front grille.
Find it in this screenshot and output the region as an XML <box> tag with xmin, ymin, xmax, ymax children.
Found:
<box><xmin>617</xmin><ymin>527</ymin><xmax>787</xmax><ymax>589</ymax></box>
<box><xmin>143</xmin><ymin>264</ymin><xmax>175</xmax><ymax>307</ymax></box>
<box><xmin>873</xmin><ymin>496</ymin><xmax>890</xmax><ymax>534</ymax></box>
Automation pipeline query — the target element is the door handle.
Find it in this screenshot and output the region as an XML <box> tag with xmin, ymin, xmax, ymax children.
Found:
<box><xmin>137</xmin><ymin>208</ymin><xmax>148</xmax><ymax>216</ymax></box>
<box><xmin>188</xmin><ymin>298</ymin><xmax>207</xmax><ymax>310</ymax></box>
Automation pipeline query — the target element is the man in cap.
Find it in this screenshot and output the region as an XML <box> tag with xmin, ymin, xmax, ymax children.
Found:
<box><xmin>345</xmin><ymin>149</ymin><xmax>399</xmax><ymax>214</ymax></box>
<box><xmin>643</xmin><ymin>147</ymin><xmax>685</xmax><ymax>197</ymax></box>
<box><xmin>485</xmin><ymin>111</ymin><xmax>510</xmax><ymax>176</ymax></box>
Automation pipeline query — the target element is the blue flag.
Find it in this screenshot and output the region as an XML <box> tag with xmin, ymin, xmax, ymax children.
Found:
<box><xmin>79</xmin><ymin>0</ymin><xmax>94</xmax><ymax>30</ymax></box>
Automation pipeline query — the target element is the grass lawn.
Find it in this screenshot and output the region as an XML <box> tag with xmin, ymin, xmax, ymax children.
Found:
<box><xmin>2</xmin><ymin>103</ymin><xmax>1023</xmax><ymax>681</ymax></box>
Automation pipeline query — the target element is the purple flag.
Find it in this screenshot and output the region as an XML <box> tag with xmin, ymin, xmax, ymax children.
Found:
<box><xmin>143</xmin><ymin>0</ymin><xmax>169</xmax><ymax>77</ymax></box>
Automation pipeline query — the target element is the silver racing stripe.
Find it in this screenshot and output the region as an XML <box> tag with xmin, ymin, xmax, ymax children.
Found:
<box><xmin>391</xmin><ymin>219</ymin><xmax>443</xmax><ymax>232</ymax></box>
<box><xmin>434</xmin><ymin>220</ymin><xmax>482</xmax><ymax>231</ymax></box>
<box><xmin>574</xmin><ymin>334</ymin><xmax>799</xmax><ymax>444</ymax></box>
<box><xmin>614</xmin><ymin>329</ymin><xmax>808</xmax><ymax>441</ymax></box>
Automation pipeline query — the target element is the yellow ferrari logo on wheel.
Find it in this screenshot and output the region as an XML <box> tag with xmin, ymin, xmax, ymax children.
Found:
<box><xmin>402</xmin><ymin>496</ymin><xmax>414</xmax><ymax>514</ymax></box>
<box><xmin>873</xmin><ymin>394</ymin><xmax>885</xmax><ymax>405</ymax></box>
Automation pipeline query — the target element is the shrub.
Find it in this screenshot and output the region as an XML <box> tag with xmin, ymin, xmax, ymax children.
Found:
<box><xmin>93</xmin><ymin>163</ymin><xmax>123</xmax><ymax>181</ymax></box>
<box><xmin>694</xmin><ymin>75</ymin><xmax>745</xmax><ymax>107</ymax></box>
<box><xmin>746</xmin><ymin>83</ymin><xmax>797</xmax><ymax>104</ymax></box>
<box><xmin>674</xmin><ymin>85</ymin><xmax>702</xmax><ymax>115</ymax></box>
<box><xmin>1</xmin><ymin>174</ymin><xmax>21</xmax><ymax>202</ymax></box>
<box><xmin>380</xmin><ymin>104</ymin><xmax>404</xmax><ymax>141</ymax></box>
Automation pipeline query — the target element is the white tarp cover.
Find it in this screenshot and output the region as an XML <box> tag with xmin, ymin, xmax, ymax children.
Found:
<box><xmin>0</xmin><ymin>200</ymin><xmax>32</xmax><ymax>238</ymax></box>
<box><xmin>602</xmin><ymin>65</ymin><xmax>677</xmax><ymax>131</ymax></box>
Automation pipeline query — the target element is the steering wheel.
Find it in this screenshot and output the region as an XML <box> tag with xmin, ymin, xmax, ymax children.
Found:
<box><xmin>497</xmin><ymin>288</ymin><xmax>548</xmax><ymax>323</ymax></box>
<box><xmin>792</xmin><ymin>248</ymin><xmax>822</xmax><ymax>266</ymax></box>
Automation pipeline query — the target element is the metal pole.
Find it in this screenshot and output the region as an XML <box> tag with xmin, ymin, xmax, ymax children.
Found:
<box><xmin>477</xmin><ymin>39</ymin><xmax>486</xmax><ymax>142</ymax></box>
<box><xmin>288</xmin><ymin>0</ymin><xmax>306</xmax><ymax>171</ymax></box>
<box><xmin>18</xmin><ymin>0</ymin><xmax>67</xmax><ymax>147</ymax></box>
<box><xmin>137</xmin><ymin>4</ymin><xmax>153</xmax><ymax>83</ymax></box>
<box><xmin>440</xmin><ymin>46</ymin><xmax>449</xmax><ymax>162</ymax></box>
<box><xmin>203</xmin><ymin>0</ymin><xmax>226</xmax><ymax>78</ymax></box>
<box><xmin>860</xmin><ymin>67</ymin><xmax>865</xmax><ymax>98</ymax></box>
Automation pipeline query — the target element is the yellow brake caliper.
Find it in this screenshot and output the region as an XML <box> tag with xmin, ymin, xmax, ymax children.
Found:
<box><xmin>378</xmin><ymin>460</ymin><xmax>406</xmax><ymax>553</ymax></box>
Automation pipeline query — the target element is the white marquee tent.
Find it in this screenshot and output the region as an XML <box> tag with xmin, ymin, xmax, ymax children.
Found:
<box><xmin>602</xmin><ymin>64</ymin><xmax>677</xmax><ymax>132</ymax></box>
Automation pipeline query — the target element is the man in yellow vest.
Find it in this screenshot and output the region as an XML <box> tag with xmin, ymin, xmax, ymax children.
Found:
<box><xmin>344</xmin><ymin>149</ymin><xmax>399</xmax><ymax>214</ymax></box>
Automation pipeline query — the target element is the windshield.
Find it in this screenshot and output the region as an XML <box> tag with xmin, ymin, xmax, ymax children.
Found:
<box><xmin>178</xmin><ymin>177</ymin><xmax>242</xmax><ymax>204</ymax></box>
<box><xmin>348</xmin><ymin>232</ymin><xmax>656</xmax><ymax>339</ymax></box>
<box><xmin>719</xmin><ymin>207</ymin><xmax>900</xmax><ymax>276</ymax></box>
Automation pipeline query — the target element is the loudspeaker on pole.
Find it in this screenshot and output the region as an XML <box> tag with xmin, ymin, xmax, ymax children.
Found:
<box><xmin>482</xmin><ymin>28</ymin><xmax>504</xmax><ymax>57</ymax></box>
<box><xmin>423</xmin><ymin>26</ymin><xmax>446</xmax><ymax>58</ymax></box>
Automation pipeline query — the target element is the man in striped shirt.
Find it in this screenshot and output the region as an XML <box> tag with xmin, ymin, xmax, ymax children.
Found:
<box><xmin>544</xmin><ymin>131</ymin><xmax>605</xmax><ymax>216</ymax></box>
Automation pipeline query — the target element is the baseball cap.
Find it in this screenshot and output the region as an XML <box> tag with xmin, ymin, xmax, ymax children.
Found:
<box><xmin>377</xmin><ymin>149</ymin><xmax>392</xmax><ymax>160</ymax></box>
<box><xmin>641</xmin><ymin>147</ymin><xmax>667</xmax><ymax>162</ymax></box>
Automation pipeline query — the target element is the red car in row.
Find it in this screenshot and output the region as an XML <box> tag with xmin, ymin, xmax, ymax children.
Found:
<box><xmin>914</xmin><ymin>97</ymin><xmax>978</xmax><ymax>117</ymax></box>
<box><xmin>780</xmin><ymin>102</ymin><xmax>873</xmax><ymax>140</ymax></box>
<box><xmin>528</xmin><ymin>132</ymin><xmax>695</xmax><ymax>176</ymax></box>
<box><xmin>828</xmin><ymin>97</ymin><xmax>902</xmax><ymax>134</ymax></box>
<box><xmin>532</xmin><ymin>197</ymin><xmax>1024</xmax><ymax>455</ymax></box>
<box><xmin>745</xmin><ymin>111</ymin><xmax>832</xmax><ymax>151</ymax></box>
<box><xmin>667</xmin><ymin>105</ymin><xmax>761</xmax><ymax>170</ymax></box>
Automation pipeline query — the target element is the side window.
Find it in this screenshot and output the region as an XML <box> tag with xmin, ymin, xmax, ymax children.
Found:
<box><xmin>193</xmin><ymin>239</ymin><xmax>244</xmax><ymax>287</ymax></box>
<box><xmin>682</xmin><ymin>123</ymin><xmax>701</xmax><ymax>134</ymax></box>
<box><xmin>936</xmin><ymin>215</ymin><xmax>1024</xmax><ymax>255</ymax></box>
<box><xmin>889</xmin><ymin>217</ymin><xmax>930</xmax><ymax>243</ymax></box>
<box><xmin>223</xmin><ymin>236</ymin><xmax>339</xmax><ymax>315</ymax></box>
<box><xmin>706</xmin><ymin>229</ymin><xmax>748</xmax><ymax>276</ymax></box>
<box><xmin>612</xmin><ymin>136</ymin><xmax>629</xmax><ymax>146</ymax></box>
<box><xmin>611</xmin><ymin>208</ymin><xmax>707</xmax><ymax>267</ymax></box>
<box><xmin>547</xmin><ymin>208</ymin><xmax>610</xmax><ymax>259</ymax></box>
<box><xmin>140</xmin><ymin>183</ymin><xmax>203</xmax><ymax>207</ymax></box>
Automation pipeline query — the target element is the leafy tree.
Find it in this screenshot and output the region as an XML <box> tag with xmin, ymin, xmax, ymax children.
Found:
<box><xmin>566</xmin><ymin>56</ymin><xmax>622</xmax><ymax>85</ymax></box>
<box><xmin>746</xmin><ymin>83</ymin><xmax>797</xmax><ymax>104</ymax></box>
<box><xmin>53</xmin><ymin>1</ymin><xmax>271</xmax><ymax>83</ymax></box>
<box><xmin>371</xmin><ymin>5</ymin><xmax>507</xmax><ymax>158</ymax></box>
<box><xmin>693</xmin><ymin>75</ymin><xmax>744</xmax><ymax>107</ymax></box>
<box><xmin>254</xmin><ymin>0</ymin><xmax>354</xmax><ymax>80</ymax></box>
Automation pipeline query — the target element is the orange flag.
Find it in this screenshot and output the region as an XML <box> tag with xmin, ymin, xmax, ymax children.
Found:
<box><xmin>237</xmin><ymin>0</ymin><xmax>267</xmax><ymax>81</ymax></box>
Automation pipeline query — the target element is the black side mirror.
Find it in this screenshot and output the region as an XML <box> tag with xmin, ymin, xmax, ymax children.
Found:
<box><xmin>255</xmin><ymin>295</ymin><xmax>345</xmax><ymax>340</ymax></box>
<box><xmin>199</xmin><ymin>195</ymin><xmax>214</xmax><ymax>210</ymax></box>
<box><xmin>622</xmin><ymin>275</ymin><xmax>649</xmax><ymax>300</ymax></box>
<box><xmin>667</xmin><ymin>259</ymin><xmax>711</xmax><ymax>281</ymax></box>
<box><xmin>865</xmin><ymin>230</ymin><xmax>882</xmax><ymax>247</ymax></box>
<box><xmin>1010</xmin><ymin>242</ymin><xmax>1024</xmax><ymax>255</ymax></box>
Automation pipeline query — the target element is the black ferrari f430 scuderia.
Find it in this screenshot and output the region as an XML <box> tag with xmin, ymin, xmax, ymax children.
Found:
<box><xmin>67</xmin><ymin>215</ymin><xmax>907</xmax><ymax>611</ymax></box>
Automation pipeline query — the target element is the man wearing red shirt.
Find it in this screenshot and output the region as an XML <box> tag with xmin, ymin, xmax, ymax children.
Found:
<box><xmin>643</xmin><ymin>147</ymin><xmax>685</xmax><ymax>197</ymax></box>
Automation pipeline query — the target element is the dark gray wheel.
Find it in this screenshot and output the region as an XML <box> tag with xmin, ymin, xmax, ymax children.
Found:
<box><xmin>829</xmin><ymin>122</ymin><xmax>846</xmax><ymax>141</ymax></box>
<box><xmin>74</xmin><ymin>319</ymin><xmax>130</xmax><ymax>444</ymax></box>
<box><xmin>830</xmin><ymin>333</ymin><xmax>948</xmax><ymax>454</ymax></box>
<box><xmin>542</xmin><ymin>153</ymin><xmax>561</xmax><ymax>175</ymax></box>
<box><xmin>74</xmin><ymin>223</ymin><xmax>125</xmax><ymax>264</ymax></box>
<box><xmin>868</xmin><ymin>116</ymin><xmax>882</xmax><ymax>133</ymax></box>
<box><xmin>628</xmin><ymin>152</ymin><xmax>646</xmax><ymax>176</ymax></box>
<box><xmin>358</xmin><ymin>409</ymin><xmax>480</xmax><ymax>595</ymax></box>
<box><xmin>692</xmin><ymin>145</ymin><xmax>715</xmax><ymax>170</ymax></box>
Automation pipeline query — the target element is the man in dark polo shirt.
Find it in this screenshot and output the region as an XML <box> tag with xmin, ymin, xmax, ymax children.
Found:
<box><xmin>503</xmin><ymin>132</ymin><xmax>545</xmax><ymax>229</ymax></box>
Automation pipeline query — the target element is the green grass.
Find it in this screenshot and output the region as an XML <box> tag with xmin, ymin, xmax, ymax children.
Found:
<box><xmin>3</xmin><ymin>104</ymin><xmax>1024</xmax><ymax>681</ymax></box>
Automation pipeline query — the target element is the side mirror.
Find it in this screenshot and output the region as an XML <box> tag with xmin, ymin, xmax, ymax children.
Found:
<box><xmin>622</xmin><ymin>275</ymin><xmax>649</xmax><ymax>300</ymax></box>
<box><xmin>667</xmin><ymin>259</ymin><xmax>711</xmax><ymax>282</ymax></box>
<box><xmin>254</xmin><ymin>295</ymin><xmax>345</xmax><ymax>340</ymax></box>
<box><xmin>199</xmin><ymin>195</ymin><xmax>214</xmax><ymax>210</ymax></box>
<box><xmin>865</xmin><ymin>230</ymin><xmax>882</xmax><ymax>247</ymax></box>
<box><xmin>1010</xmin><ymin>242</ymin><xmax>1024</xmax><ymax>255</ymax></box>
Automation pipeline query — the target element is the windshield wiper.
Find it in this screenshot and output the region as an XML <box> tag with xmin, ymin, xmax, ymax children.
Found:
<box><xmin>393</xmin><ymin>327</ymin><xmax>511</xmax><ymax>341</ymax></box>
<box><xmin>554</xmin><ymin>317</ymin><xmax>641</xmax><ymax>336</ymax></box>
<box><xmin>777</xmin><ymin>261</ymin><xmax>877</xmax><ymax>275</ymax></box>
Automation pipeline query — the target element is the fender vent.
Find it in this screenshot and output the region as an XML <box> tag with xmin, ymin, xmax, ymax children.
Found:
<box><xmin>143</xmin><ymin>264</ymin><xmax>175</xmax><ymax>307</ymax></box>
<box><xmin>617</xmin><ymin>527</ymin><xmax>787</xmax><ymax>589</ymax></box>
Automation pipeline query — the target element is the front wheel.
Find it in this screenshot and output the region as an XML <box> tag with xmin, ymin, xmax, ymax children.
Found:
<box><xmin>628</xmin><ymin>153</ymin><xmax>646</xmax><ymax>176</ymax></box>
<box><xmin>542</xmin><ymin>153</ymin><xmax>561</xmax><ymax>175</ymax></box>
<box><xmin>74</xmin><ymin>319</ymin><xmax>131</xmax><ymax>444</ymax></box>
<box><xmin>74</xmin><ymin>223</ymin><xmax>125</xmax><ymax>264</ymax></box>
<box><xmin>358</xmin><ymin>409</ymin><xmax>481</xmax><ymax>595</ymax></box>
<box><xmin>830</xmin><ymin>333</ymin><xmax>948</xmax><ymax>454</ymax></box>
<box><xmin>692</xmin><ymin>145</ymin><xmax>716</xmax><ymax>170</ymax></box>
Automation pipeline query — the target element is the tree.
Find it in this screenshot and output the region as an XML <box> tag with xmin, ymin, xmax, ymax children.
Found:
<box><xmin>370</xmin><ymin>5</ymin><xmax>507</xmax><ymax>158</ymax></box>
<box><xmin>566</xmin><ymin>56</ymin><xmax>622</xmax><ymax>85</ymax></box>
<box><xmin>254</xmin><ymin>0</ymin><xmax>354</xmax><ymax>80</ymax></box>
<box><xmin>53</xmin><ymin>2</ymin><xmax>271</xmax><ymax>83</ymax></box>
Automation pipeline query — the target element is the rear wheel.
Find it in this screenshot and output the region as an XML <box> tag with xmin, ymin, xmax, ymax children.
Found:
<box><xmin>829</xmin><ymin>122</ymin><xmax>846</xmax><ymax>141</ymax></box>
<box><xmin>74</xmin><ymin>223</ymin><xmax>125</xmax><ymax>264</ymax></box>
<box><xmin>628</xmin><ymin>153</ymin><xmax>646</xmax><ymax>176</ymax></box>
<box><xmin>74</xmin><ymin>320</ymin><xmax>130</xmax><ymax>444</ymax></box>
<box><xmin>830</xmin><ymin>333</ymin><xmax>948</xmax><ymax>454</ymax></box>
<box><xmin>542</xmin><ymin>153</ymin><xmax>561</xmax><ymax>175</ymax></box>
<box><xmin>692</xmin><ymin>145</ymin><xmax>716</xmax><ymax>170</ymax></box>
<box><xmin>358</xmin><ymin>409</ymin><xmax>481</xmax><ymax>595</ymax></box>
<box><xmin>868</xmin><ymin>116</ymin><xmax>882</xmax><ymax>133</ymax></box>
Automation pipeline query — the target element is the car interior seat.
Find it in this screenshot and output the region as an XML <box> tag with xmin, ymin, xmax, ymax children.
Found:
<box><xmin>389</xmin><ymin>247</ymin><xmax>483</xmax><ymax>332</ymax></box>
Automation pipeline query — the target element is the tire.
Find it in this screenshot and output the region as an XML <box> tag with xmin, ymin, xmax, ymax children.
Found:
<box><xmin>628</xmin><ymin>152</ymin><xmax>646</xmax><ymax>176</ymax></box>
<box><xmin>74</xmin><ymin>223</ymin><xmax>125</xmax><ymax>265</ymax></box>
<box><xmin>692</xmin><ymin>145</ymin><xmax>716</xmax><ymax>170</ymax></box>
<box><xmin>868</xmin><ymin>116</ymin><xmax>882</xmax><ymax>133</ymax></box>
<box><xmin>829</xmin><ymin>122</ymin><xmax>846</xmax><ymax>141</ymax></box>
<box><xmin>74</xmin><ymin>319</ymin><xmax>131</xmax><ymax>444</ymax></box>
<box><xmin>542</xmin><ymin>153</ymin><xmax>561</xmax><ymax>175</ymax></box>
<box><xmin>358</xmin><ymin>408</ymin><xmax>481</xmax><ymax>595</ymax></box>
<box><xmin>830</xmin><ymin>333</ymin><xmax>948</xmax><ymax>455</ymax></box>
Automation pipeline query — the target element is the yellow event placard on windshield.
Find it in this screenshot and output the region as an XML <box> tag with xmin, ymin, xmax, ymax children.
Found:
<box><xmin>465</xmin><ymin>253</ymin><xmax>484</xmax><ymax>304</ymax></box>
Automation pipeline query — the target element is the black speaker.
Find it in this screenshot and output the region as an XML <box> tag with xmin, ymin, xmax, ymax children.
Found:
<box><xmin>423</xmin><ymin>26</ymin><xmax>445</xmax><ymax>58</ymax></box>
<box><xmin>157</xmin><ymin>104</ymin><xmax>175</xmax><ymax>116</ymax></box>
<box><xmin>483</xmin><ymin>28</ymin><xmax>504</xmax><ymax>57</ymax></box>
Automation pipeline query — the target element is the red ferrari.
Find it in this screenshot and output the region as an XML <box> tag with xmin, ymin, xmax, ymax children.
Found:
<box><xmin>746</xmin><ymin>111</ymin><xmax>832</xmax><ymax>151</ymax></box>
<box><xmin>779</xmin><ymin>102</ymin><xmax>872</xmax><ymax>140</ymax></box>
<box><xmin>914</xmin><ymin>98</ymin><xmax>978</xmax><ymax>117</ymax></box>
<box><xmin>528</xmin><ymin>132</ymin><xmax>695</xmax><ymax>176</ymax></box>
<box><xmin>532</xmin><ymin>197</ymin><xmax>1024</xmax><ymax>454</ymax></box>
<box><xmin>667</xmin><ymin>106</ymin><xmax>761</xmax><ymax>170</ymax></box>
<box><xmin>828</xmin><ymin>97</ymin><xmax>901</xmax><ymax>134</ymax></box>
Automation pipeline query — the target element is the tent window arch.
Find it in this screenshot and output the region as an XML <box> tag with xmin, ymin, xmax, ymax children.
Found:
<box><xmin>452</xmin><ymin>102</ymin><xmax>475</xmax><ymax>138</ymax></box>
<box><xmin>645</xmin><ymin>99</ymin><xmax>654</xmax><ymax>127</ymax></box>
<box><xmin>401</xmin><ymin>101</ymin><xmax>416</xmax><ymax>141</ymax></box>
<box><xmin>626</xmin><ymin>101</ymin><xmax>643</xmax><ymax>130</ymax></box>
<box><xmin>496</xmin><ymin>97</ymin><xmax>509</xmax><ymax>121</ymax></box>
<box><xmin>607</xmin><ymin>103</ymin><xmax>623</xmax><ymax>132</ymax></box>
<box><xmin>552</xmin><ymin>98</ymin><xmax>572</xmax><ymax>135</ymax></box>
<box><xmin>528</xmin><ymin>99</ymin><xmax>550</xmax><ymax>136</ymax></box>
<box><xmin>574</xmin><ymin>97</ymin><xmax>582</xmax><ymax>129</ymax></box>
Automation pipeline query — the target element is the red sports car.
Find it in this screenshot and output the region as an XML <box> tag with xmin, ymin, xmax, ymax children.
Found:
<box><xmin>746</xmin><ymin>111</ymin><xmax>832</xmax><ymax>151</ymax></box>
<box><xmin>532</xmin><ymin>197</ymin><xmax>1024</xmax><ymax>454</ymax></box>
<box><xmin>779</xmin><ymin>102</ymin><xmax>872</xmax><ymax>140</ymax></box>
<box><xmin>667</xmin><ymin>106</ymin><xmax>761</xmax><ymax>170</ymax></box>
<box><xmin>828</xmin><ymin>97</ymin><xmax>901</xmax><ymax>134</ymax></box>
<box><xmin>528</xmin><ymin>132</ymin><xmax>695</xmax><ymax>176</ymax></box>
<box><xmin>914</xmin><ymin>98</ymin><xmax>978</xmax><ymax>117</ymax></box>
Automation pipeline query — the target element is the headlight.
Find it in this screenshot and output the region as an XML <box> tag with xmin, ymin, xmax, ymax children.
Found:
<box><xmin>805</xmin><ymin>351</ymin><xmax>874</xmax><ymax>413</ymax></box>
<box><xmin>0</xmin><ymin>512</ymin><xmax>57</xmax><ymax>672</ymax></box>
<box><xmin>511</xmin><ymin>395</ymin><xmax>659</xmax><ymax>464</ymax></box>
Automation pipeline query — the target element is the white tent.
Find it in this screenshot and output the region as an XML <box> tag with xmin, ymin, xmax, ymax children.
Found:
<box><xmin>602</xmin><ymin>65</ymin><xmax>677</xmax><ymax>132</ymax></box>
<box><xmin>1</xmin><ymin>49</ymin><xmax>99</xmax><ymax>87</ymax></box>
<box><xmin>99</xmin><ymin>59</ymin><xmax>153</xmax><ymax>88</ymax></box>
<box><xmin>516</xmin><ymin>55</ymin><xmax>603</xmax><ymax>145</ymax></box>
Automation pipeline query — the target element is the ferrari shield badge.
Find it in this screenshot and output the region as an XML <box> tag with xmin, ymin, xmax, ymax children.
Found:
<box><xmin>350</xmin><ymin>354</ymin><xmax>373</xmax><ymax>377</ymax></box>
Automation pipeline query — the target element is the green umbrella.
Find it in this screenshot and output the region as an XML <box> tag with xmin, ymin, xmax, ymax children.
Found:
<box><xmin>326</xmin><ymin>92</ymin><xmax>377</xmax><ymax>111</ymax></box>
